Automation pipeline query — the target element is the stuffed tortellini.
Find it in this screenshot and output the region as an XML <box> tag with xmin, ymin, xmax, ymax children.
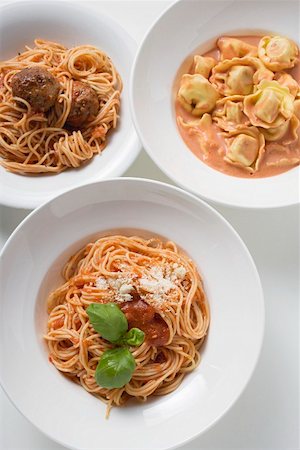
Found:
<box><xmin>177</xmin><ymin>74</ymin><xmax>220</xmax><ymax>116</ymax></box>
<box><xmin>193</xmin><ymin>55</ymin><xmax>217</xmax><ymax>78</ymax></box>
<box><xmin>265</xmin><ymin>143</ymin><xmax>300</xmax><ymax>168</ymax></box>
<box><xmin>175</xmin><ymin>33</ymin><xmax>300</xmax><ymax>179</ymax></box>
<box><xmin>274</xmin><ymin>72</ymin><xmax>299</xmax><ymax>98</ymax></box>
<box><xmin>217</xmin><ymin>37</ymin><xmax>257</xmax><ymax>60</ymax></box>
<box><xmin>212</xmin><ymin>95</ymin><xmax>250</xmax><ymax>131</ymax></box>
<box><xmin>210</xmin><ymin>57</ymin><xmax>262</xmax><ymax>96</ymax></box>
<box><xmin>177</xmin><ymin>114</ymin><xmax>219</xmax><ymax>156</ymax></box>
<box><xmin>244</xmin><ymin>80</ymin><xmax>294</xmax><ymax>129</ymax></box>
<box><xmin>258</xmin><ymin>36</ymin><xmax>299</xmax><ymax>71</ymax></box>
<box><xmin>261</xmin><ymin>114</ymin><xmax>299</xmax><ymax>143</ymax></box>
<box><xmin>224</xmin><ymin>127</ymin><xmax>265</xmax><ymax>171</ymax></box>
<box><xmin>253</xmin><ymin>67</ymin><xmax>274</xmax><ymax>85</ymax></box>
<box><xmin>294</xmin><ymin>98</ymin><xmax>300</xmax><ymax>119</ymax></box>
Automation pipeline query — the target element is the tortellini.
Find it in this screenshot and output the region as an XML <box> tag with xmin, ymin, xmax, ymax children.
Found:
<box><xmin>265</xmin><ymin>143</ymin><xmax>300</xmax><ymax>167</ymax></box>
<box><xmin>253</xmin><ymin>67</ymin><xmax>274</xmax><ymax>85</ymax></box>
<box><xmin>261</xmin><ymin>115</ymin><xmax>299</xmax><ymax>143</ymax></box>
<box><xmin>210</xmin><ymin>57</ymin><xmax>261</xmax><ymax>96</ymax></box>
<box><xmin>217</xmin><ymin>37</ymin><xmax>257</xmax><ymax>60</ymax></box>
<box><xmin>274</xmin><ymin>72</ymin><xmax>299</xmax><ymax>97</ymax></box>
<box><xmin>244</xmin><ymin>80</ymin><xmax>294</xmax><ymax>128</ymax></box>
<box><xmin>224</xmin><ymin>127</ymin><xmax>265</xmax><ymax>171</ymax></box>
<box><xmin>212</xmin><ymin>95</ymin><xmax>250</xmax><ymax>131</ymax></box>
<box><xmin>176</xmin><ymin>34</ymin><xmax>300</xmax><ymax>177</ymax></box>
<box><xmin>177</xmin><ymin>114</ymin><xmax>218</xmax><ymax>156</ymax></box>
<box><xmin>258</xmin><ymin>36</ymin><xmax>299</xmax><ymax>71</ymax></box>
<box><xmin>177</xmin><ymin>74</ymin><xmax>220</xmax><ymax>116</ymax></box>
<box><xmin>193</xmin><ymin>55</ymin><xmax>217</xmax><ymax>78</ymax></box>
<box><xmin>294</xmin><ymin>98</ymin><xmax>300</xmax><ymax>119</ymax></box>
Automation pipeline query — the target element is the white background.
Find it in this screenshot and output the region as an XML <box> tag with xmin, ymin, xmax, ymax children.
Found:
<box><xmin>0</xmin><ymin>1</ymin><xmax>299</xmax><ymax>449</ymax></box>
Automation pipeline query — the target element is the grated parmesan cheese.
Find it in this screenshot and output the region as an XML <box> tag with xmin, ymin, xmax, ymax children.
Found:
<box><xmin>95</xmin><ymin>274</ymin><xmax>135</xmax><ymax>302</ymax></box>
<box><xmin>140</xmin><ymin>273</ymin><xmax>174</xmax><ymax>294</ymax></box>
<box><xmin>173</xmin><ymin>266</ymin><xmax>186</xmax><ymax>280</ymax></box>
<box><xmin>119</xmin><ymin>284</ymin><xmax>134</xmax><ymax>295</ymax></box>
<box><xmin>95</xmin><ymin>262</ymin><xmax>187</xmax><ymax>307</ymax></box>
<box><xmin>95</xmin><ymin>277</ymin><xmax>108</xmax><ymax>290</ymax></box>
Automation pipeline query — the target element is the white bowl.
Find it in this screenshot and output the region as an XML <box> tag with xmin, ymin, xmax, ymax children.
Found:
<box><xmin>0</xmin><ymin>178</ymin><xmax>264</xmax><ymax>450</ymax></box>
<box><xmin>130</xmin><ymin>0</ymin><xmax>300</xmax><ymax>209</ymax></box>
<box><xmin>0</xmin><ymin>0</ymin><xmax>140</xmax><ymax>209</ymax></box>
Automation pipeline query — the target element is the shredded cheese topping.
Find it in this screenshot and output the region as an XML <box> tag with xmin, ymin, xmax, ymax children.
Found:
<box><xmin>95</xmin><ymin>263</ymin><xmax>187</xmax><ymax>308</ymax></box>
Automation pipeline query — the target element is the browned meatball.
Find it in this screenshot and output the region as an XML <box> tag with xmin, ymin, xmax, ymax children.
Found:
<box><xmin>11</xmin><ymin>67</ymin><xmax>60</xmax><ymax>112</ymax></box>
<box><xmin>66</xmin><ymin>81</ymin><xmax>99</xmax><ymax>128</ymax></box>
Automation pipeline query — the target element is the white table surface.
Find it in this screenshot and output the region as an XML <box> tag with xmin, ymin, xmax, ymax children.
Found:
<box><xmin>0</xmin><ymin>1</ymin><xmax>299</xmax><ymax>449</ymax></box>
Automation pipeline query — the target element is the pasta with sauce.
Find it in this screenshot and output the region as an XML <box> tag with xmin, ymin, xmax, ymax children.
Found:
<box><xmin>0</xmin><ymin>39</ymin><xmax>121</xmax><ymax>174</ymax></box>
<box><xmin>175</xmin><ymin>34</ymin><xmax>300</xmax><ymax>178</ymax></box>
<box><xmin>45</xmin><ymin>235</ymin><xmax>210</xmax><ymax>416</ymax></box>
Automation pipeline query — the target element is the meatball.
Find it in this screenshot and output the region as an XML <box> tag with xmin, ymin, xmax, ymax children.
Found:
<box><xmin>66</xmin><ymin>81</ymin><xmax>99</xmax><ymax>128</ymax></box>
<box><xmin>11</xmin><ymin>67</ymin><xmax>60</xmax><ymax>112</ymax></box>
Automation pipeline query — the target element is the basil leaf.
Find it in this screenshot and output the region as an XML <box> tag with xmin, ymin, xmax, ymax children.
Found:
<box><xmin>123</xmin><ymin>328</ymin><xmax>145</xmax><ymax>346</ymax></box>
<box><xmin>95</xmin><ymin>347</ymin><xmax>136</xmax><ymax>389</ymax></box>
<box><xmin>87</xmin><ymin>303</ymin><xmax>128</xmax><ymax>343</ymax></box>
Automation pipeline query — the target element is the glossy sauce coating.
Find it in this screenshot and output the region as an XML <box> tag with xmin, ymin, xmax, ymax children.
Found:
<box><xmin>121</xmin><ymin>299</ymin><xmax>169</xmax><ymax>347</ymax></box>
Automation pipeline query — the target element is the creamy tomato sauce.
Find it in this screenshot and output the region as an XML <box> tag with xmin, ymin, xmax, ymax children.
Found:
<box><xmin>174</xmin><ymin>35</ymin><xmax>300</xmax><ymax>178</ymax></box>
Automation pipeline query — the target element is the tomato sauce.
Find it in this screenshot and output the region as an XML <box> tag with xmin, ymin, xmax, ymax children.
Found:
<box><xmin>121</xmin><ymin>299</ymin><xmax>169</xmax><ymax>347</ymax></box>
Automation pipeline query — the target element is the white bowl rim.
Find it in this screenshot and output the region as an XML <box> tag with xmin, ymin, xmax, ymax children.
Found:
<box><xmin>129</xmin><ymin>0</ymin><xmax>300</xmax><ymax>210</ymax></box>
<box><xmin>0</xmin><ymin>0</ymin><xmax>141</xmax><ymax>210</ymax></box>
<box><xmin>0</xmin><ymin>176</ymin><xmax>265</xmax><ymax>450</ymax></box>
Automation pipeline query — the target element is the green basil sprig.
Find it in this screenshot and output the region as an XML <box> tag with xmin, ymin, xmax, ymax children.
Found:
<box><xmin>87</xmin><ymin>303</ymin><xmax>128</xmax><ymax>343</ymax></box>
<box><xmin>86</xmin><ymin>303</ymin><xmax>145</xmax><ymax>389</ymax></box>
<box><xmin>95</xmin><ymin>347</ymin><xmax>136</xmax><ymax>389</ymax></box>
<box><xmin>117</xmin><ymin>328</ymin><xmax>145</xmax><ymax>347</ymax></box>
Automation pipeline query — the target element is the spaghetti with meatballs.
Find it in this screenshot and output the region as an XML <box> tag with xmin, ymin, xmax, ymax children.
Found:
<box><xmin>0</xmin><ymin>39</ymin><xmax>121</xmax><ymax>174</ymax></box>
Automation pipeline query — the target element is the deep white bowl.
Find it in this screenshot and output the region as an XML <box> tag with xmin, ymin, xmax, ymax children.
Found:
<box><xmin>130</xmin><ymin>0</ymin><xmax>300</xmax><ymax>209</ymax></box>
<box><xmin>0</xmin><ymin>178</ymin><xmax>264</xmax><ymax>450</ymax></box>
<box><xmin>0</xmin><ymin>0</ymin><xmax>140</xmax><ymax>209</ymax></box>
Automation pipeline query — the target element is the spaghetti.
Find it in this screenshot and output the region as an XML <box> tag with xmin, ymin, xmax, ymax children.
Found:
<box><xmin>0</xmin><ymin>39</ymin><xmax>121</xmax><ymax>174</ymax></box>
<box><xmin>45</xmin><ymin>235</ymin><xmax>210</xmax><ymax>415</ymax></box>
